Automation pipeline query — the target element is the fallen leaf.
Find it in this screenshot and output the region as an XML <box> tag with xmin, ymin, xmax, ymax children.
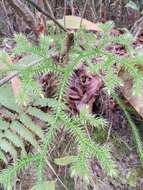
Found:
<box><xmin>57</xmin><ymin>16</ymin><xmax>102</xmax><ymax>32</ymax></box>
<box><xmin>119</xmin><ymin>69</ymin><xmax>143</xmax><ymax>118</ymax></box>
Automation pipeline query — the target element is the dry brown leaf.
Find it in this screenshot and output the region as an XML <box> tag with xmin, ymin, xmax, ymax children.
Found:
<box><xmin>36</xmin><ymin>13</ymin><xmax>47</xmax><ymax>35</ymax></box>
<box><xmin>119</xmin><ymin>70</ymin><xmax>143</xmax><ymax>118</ymax></box>
<box><xmin>57</xmin><ymin>16</ymin><xmax>102</xmax><ymax>32</ymax></box>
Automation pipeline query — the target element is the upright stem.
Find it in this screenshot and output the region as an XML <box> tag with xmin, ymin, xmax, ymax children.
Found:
<box><xmin>71</xmin><ymin>0</ymin><xmax>74</xmax><ymax>15</ymax></box>
<box><xmin>64</xmin><ymin>0</ymin><xmax>67</xmax><ymax>27</ymax></box>
<box><xmin>80</xmin><ymin>0</ymin><xmax>89</xmax><ymax>27</ymax></box>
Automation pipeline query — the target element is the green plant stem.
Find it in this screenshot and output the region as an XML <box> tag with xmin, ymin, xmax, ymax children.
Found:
<box><xmin>113</xmin><ymin>92</ymin><xmax>143</xmax><ymax>165</ymax></box>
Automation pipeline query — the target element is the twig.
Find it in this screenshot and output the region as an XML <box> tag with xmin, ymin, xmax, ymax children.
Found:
<box><xmin>64</xmin><ymin>0</ymin><xmax>66</xmax><ymax>28</ymax></box>
<box><xmin>36</xmin><ymin>146</ymin><xmax>69</xmax><ymax>190</ymax></box>
<box><xmin>0</xmin><ymin>72</ymin><xmax>18</xmax><ymax>87</ymax></box>
<box><xmin>45</xmin><ymin>159</ymin><xmax>69</xmax><ymax>190</ymax></box>
<box><xmin>80</xmin><ymin>0</ymin><xmax>89</xmax><ymax>27</ymax></box>
<box><xmin>71</xmin><ymin>0</ymin><xmax>74</xmax><ymax>15</ymax></box>
<box><xmin>43</xmin><ymin>0</ymin><xmax>54</xmax><ymax>18</ymax></box>
<box><xmin>99</xmin><ymin>0</ymin><xmax>103</xmax><ymax>21</ymax></box>
<box><xmin>106</xmin><ymin>124</ymin><xmax>112</xmax><ymax>142</ymax></box>
<box><xmin>25</xmin><ymin>0</ymin><xmax>67</xmax><ymax>32</ymax></box>
<box><xmin>0</xmin><ymin>58</ymin><xmax>42</xmax><ymax>87</ymax></box>
<box><xmin>91</xmin><ymin>0</ymin><xmax>97</xmax><ymax>22</ymax></box>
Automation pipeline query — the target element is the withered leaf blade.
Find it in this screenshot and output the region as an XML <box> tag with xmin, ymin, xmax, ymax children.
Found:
<box><xmin>55</xmin><ymin>16</ymin><xmax>102</xmax><ymax>32</ymax></box>
<box><xmin>119</xmin><ymin>69</ymin><xmax>143</xmax><ymax>118</ymax></box>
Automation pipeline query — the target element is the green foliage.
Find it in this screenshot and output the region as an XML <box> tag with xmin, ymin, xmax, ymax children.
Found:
<box><xmin>54</xmin><ymin>155</ymin><xmax>77</xmax><ymax>166</ymax></box>
<box><xmin>81</xmin><ymin>21</ymin><xmax>143</xmax><ymax>95</ymax></box>
<box><xmin>79</xmin><ymin>105</ymin><xmax>108</xmax><ymax>128</ymax></box>
<box><xmin>0</xmin><ymin>86</ymin><xmax>45</xmax><ymax>163</ymax></box>
<box><xmin>0</xmin><ymin>85</ymin><xmax>20</xmax><ymax>112</ymax></box>
<box><xmin>0</xmin><ymin>21</ymin><xmax>143</xmax><ymax>189</ymax></box>
<box><xmin>31</xmin><ymin>181</ymin><xmax>55</xmax><ymax>190</ymax></box>
<box><xmin>125</xmin><ymin>1</ymin><xmax>139</xmax><ymax>11</ymax></box>
<box><xmin>0</xmin><ymin>155</ymin><xmax>40</xmax><ymax>190</ymax></box>
<box><xmin>60</xmin><ymin>111</ymin><xmax>117</xmax><ymax>179</ymax></box>
<box><xmin>113</xmin><ymin>94</ymin><xmax>143</xmax><ymax>165</ymax></box>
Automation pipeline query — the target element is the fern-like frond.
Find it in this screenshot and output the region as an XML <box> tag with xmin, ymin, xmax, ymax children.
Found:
<box><xmin>1</xmin><ymin>21</ymin><xmax>143</xmax><ymax>189</ymax></box>
<box><xmin>79</xmin><ymin>106</ymin><xmax>108</xmax><ymax>129</ymax></box>
<box><xmin>27</xmin><ymin>107</ymin><xmax>50</xmax><ymax>122</ymax></box>
<box><xmin>33</xmin><ymin>97</ymin><xmax>66</xmax><ymax>112</ymax></box>
<box><xmin>93</xmin><ymin>144</ymin><xmax>117</xmax><ymax>177</ymax></box>
<box><xmin>31</xmin><ymin>55</ymin><xmax>82</xmax><ymax>184</ymax></box>
<box><xmin>14</xmin><ymin>34</ymin><xmax>43</xmax><ymax>57</ymax></box>
<box><xmin>19</xmin><ymin>114</ymin><xmax>44</xmax><ymax>140</ymax></box>
<box><xmin>60</xmin><ymin>112</ymin><xmax>117</xmax><ymax>179</ymax></box>
<box><xmin>3</xmin><ymin>130</ymin><xmax>26</xmax><ymax>155</ymax></box>
<box><xmin>10</xmin><ymin>121</ymin><xmax>39</xmax><ymax>148</ymax></box>
<box><xmin>0</xmin><ymin>154</ymin><xmax>40</xmax><ymax>190</ymax></box>
<box><xmin>0</xmin><ymin>118</ymin><xmax>10</xmax><ymax>130</ymax></box>
<box><xmin>71</xmin><ymin>146</ymin><xmax>90</xmax><ymax>183</ymax></box>
<box><xmin>0</xmin><ymin>85</ymin><xmax>20</xmax><ymax>112</ymax></box>
<box><xmin>0</xmin><ymin>139</ymin><xmax>17</xmax><ymax>161</ymax></box>
<box><xmin>0</xmin><ymin>149</ymin><xmax>8</xmax><ymax>164</ymax></box>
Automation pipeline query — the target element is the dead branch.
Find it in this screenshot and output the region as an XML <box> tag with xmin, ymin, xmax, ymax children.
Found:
<box><xmin>43</xmin><ymin>0</ymin><xmax>54</xmax><ymax>18</ymax></box>
<box><xmin>25</xmin><ymin>0</ymin><xmax>67</xmax><ymax>32</ymax></box>
<box><xmin>6</xmin><ymin>0</ymin><xmax>37</xmax><ymax>31</ymax></box>
<box><xmin>0</xmin><ymin>71</ymin><xmax>18</xmax><ymax>87</ymax></box>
